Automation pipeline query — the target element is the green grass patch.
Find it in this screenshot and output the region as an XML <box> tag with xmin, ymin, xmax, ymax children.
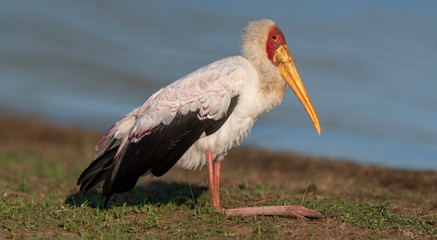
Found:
<box><xmin>307</xmin><ymin>197</ymin><xmax>437</xmax><ymax>235</ymax></box>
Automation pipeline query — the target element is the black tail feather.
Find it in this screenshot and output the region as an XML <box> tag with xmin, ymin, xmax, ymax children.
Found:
<box><xmin>77</xmin><ymin>147</ymin><xmax>117</xmax><ymax>195</ymax></box>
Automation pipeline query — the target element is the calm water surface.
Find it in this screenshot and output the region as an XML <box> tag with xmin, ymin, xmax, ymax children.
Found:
<box><xmin>1</xmin><ymin>1</ymin><xmax>436</xmax><ymax>169</ymax></box>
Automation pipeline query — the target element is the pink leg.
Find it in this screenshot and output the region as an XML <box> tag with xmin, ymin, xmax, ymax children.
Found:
<box><xmin>206</xmin><ymin>150</ymin><xmax>218</xmax><ymax>210</ymax></box>
<box><xmin>205</xmin><ymin>150</ymin><xmax>325</xmax><ymax>219</ymax></box>
<box><xmin>213</xmin><ymin>160</ymin><xmax>220</xmax><ymax>208</ymax></box>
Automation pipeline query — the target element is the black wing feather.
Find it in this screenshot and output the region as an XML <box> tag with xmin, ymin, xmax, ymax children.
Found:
<box><xmin>102</xmin><ymin>111</ymin><xmax>214</xmax><ymax>201</ymax></box>
<box><xmin>77</xmin><ymin>147</ymin><xmax>117</xmax><ymax>194</ymax></box>
<box><xmin>204</xmin><ymin>96</ymin><xmax>239</xmax><ymax>136</ymax></box>
<box><xmin>151</xmin><ymin>114</ymin><xmax>214</xmax><ymax>177</ymax></box>
<box><xmin>78</xmin><ymin>96</ymin><xmax>239</xmax><ymax>206</ymax></box>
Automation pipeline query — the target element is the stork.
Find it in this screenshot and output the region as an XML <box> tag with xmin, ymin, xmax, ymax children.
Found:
<box><xmin>78</xmin><ymin>19</ymin><xmax>323</xmax><ymax>218</ymax></box>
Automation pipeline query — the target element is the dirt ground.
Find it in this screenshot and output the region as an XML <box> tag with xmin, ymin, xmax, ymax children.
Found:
<box><xmin>0</xmin><ymin>115</ymin><xmax>436</xmax><ymax>239</ymax></box>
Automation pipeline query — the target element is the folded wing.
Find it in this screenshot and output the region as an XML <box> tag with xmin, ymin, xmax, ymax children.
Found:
<box><xmin>77</xmin><ymin>57</ymin><xmax>247</xmax><ymax>206</ymax></box>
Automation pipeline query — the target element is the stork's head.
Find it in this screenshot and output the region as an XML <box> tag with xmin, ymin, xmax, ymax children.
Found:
<box><xmin>241</xmin><ymin>19</ymin><xmax>321</xmax><ymax>135</ymax></box>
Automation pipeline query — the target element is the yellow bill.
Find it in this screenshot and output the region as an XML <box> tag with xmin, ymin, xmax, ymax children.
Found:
<box><xmin>273</xmin><ymin>45</ymin><xmax>321</xmax><ymax>135</ymax></box>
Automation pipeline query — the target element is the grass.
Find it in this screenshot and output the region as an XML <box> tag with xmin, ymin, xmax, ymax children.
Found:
<box><xmin>0</xmin><ymin>117</ymin><xmax>436</xmax><ymax>239</ymax></box>
<box><xmin>1</xmin><ymin>147</ymin><xmax>435</xmax><ymax>239</ymax></box>
<box><xmin>307</xmin><ymin>198</ymin><xmax>436</xmax><ymax>234</ymax></box>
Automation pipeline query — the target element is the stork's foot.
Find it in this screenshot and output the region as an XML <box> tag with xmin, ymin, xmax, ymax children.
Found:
<box><xmin>217</xmin><ymin>205</ymin><xmax>325</xmax><ymax>219</ymax></box>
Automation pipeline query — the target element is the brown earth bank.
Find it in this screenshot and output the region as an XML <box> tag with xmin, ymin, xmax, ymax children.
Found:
<box><xmin>0</xmin><ymin>115</ymin><xmax>436</xmax><ymax>239</ymax></box>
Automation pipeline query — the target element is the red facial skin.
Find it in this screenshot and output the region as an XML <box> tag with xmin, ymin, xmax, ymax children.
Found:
<box><xmin>266</xmin><ymin>26</ymin><xmax>287</xmax><ymax>63</ymax></box>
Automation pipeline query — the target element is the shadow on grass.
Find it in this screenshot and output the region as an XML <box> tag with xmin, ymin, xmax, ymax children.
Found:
<box><xmin>65</xmin><ymin>181</ymin><xmax>208</xmax><ymax>209</ymax></box>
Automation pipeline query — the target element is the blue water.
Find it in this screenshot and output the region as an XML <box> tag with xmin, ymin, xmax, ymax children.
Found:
<box><xmin>1</xmin><ymin>1</ymin><xmax>436</xmax><ymax>170</ymax></box>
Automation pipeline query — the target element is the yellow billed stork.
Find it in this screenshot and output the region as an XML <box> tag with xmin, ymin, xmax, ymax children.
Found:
<box><xmin>78</xmin><ymin>19</ymin><xmax>322</xmax><ymax>218</ymax></box>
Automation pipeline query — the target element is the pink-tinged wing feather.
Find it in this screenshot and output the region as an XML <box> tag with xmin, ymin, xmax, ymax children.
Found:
<box><xmin>94</xmin><ymin>108</ymin><xmax>138</xmax><ymax>158</ymax></box>
<box><xmin>95</xmin><ymin>88</ymin><xmax>165</xmax><ymax>158</ymax></box>
<box><xmin>97</xmin><ymin>56</ymin><xmax>248</xmax><ymax>162</ymax></box>
<box><xmin>129</xmin><ymin>57</ymin><xmax>246</xmax><ymax>142</ymax></box>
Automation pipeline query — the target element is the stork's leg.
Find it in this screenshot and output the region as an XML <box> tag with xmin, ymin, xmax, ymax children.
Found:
<box><xmin>213</xmin><ymin>159</ymin><xmax>220</xmax><ymax>208</ymax></box>
<box><xmin>205</xmin><ymin>150</ymin><xmax>325</xmax><ymax>219</ymax></box>
<box><xmin>206</xmin><ymin>150</ymin><xmax>219</xmax><ymax>210</ymax></box>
